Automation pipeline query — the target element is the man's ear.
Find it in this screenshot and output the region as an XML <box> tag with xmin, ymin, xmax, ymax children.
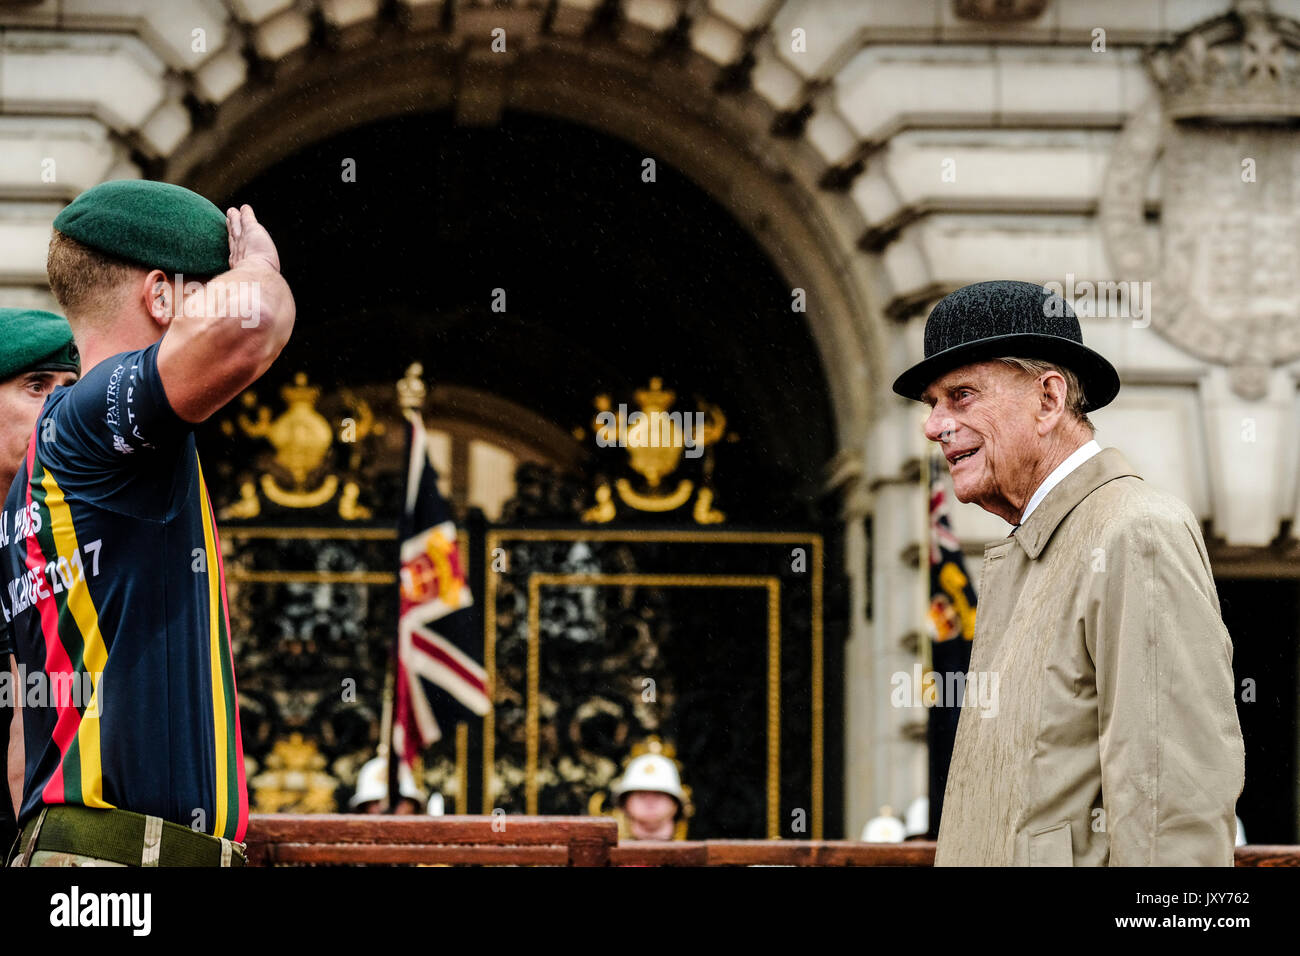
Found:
<box><xmin>1036</xmin><ymin>371</ymin><xmax>1068</xmax><ymax>432</ymax></box>
<box><xmin>143</xmin><ymin>269</ymin><xmax>173</xmax><ymax>328</ymax></box>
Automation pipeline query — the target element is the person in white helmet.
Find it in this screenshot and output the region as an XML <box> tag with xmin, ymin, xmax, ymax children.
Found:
<box><xmin>903</xmin><ymin>796</ymin><xmax>931</xmax><ymax>842</ymax></box>
<box><xmin>861</xmin><ymin>806</ymin><xmax>905</xmax><ymax>843</ymax></box>
<box><xmin>349</xmin><ymin>755</ymin><xmax>428</xmax><ymax>815</ymax></box>
<box><xmin>608</xmin><ymin>742</ymin><xmax>691</xmax><ymax>841</ymax></box>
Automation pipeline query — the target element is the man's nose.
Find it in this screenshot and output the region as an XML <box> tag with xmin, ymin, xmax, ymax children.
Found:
<box><xmin>923</xmin><ymin>407</ymin><xmax>954</xmax><ymax>443</ymax></box>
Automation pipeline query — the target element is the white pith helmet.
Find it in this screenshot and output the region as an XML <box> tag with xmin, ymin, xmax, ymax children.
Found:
<box><xmin>861</xmin><ymin>805</ymin><xmax>905</xmax><ymax>843</ymax></box>
<box><xmin>610</xmin><ymin>753</ymin><xmax>686</xmax><ymax>806</ymax></box>
<box><xmin>904</xmin><ymin>796</ymin><xmax>930</xmax><ymax>838</ymax></box>
<box><xmin>348</xmin><ymin>755</ymin><xmax>427</xmax><ymax>809</ymax></box>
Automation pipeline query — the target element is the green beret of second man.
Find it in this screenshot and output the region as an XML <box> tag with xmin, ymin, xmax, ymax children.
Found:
<box><xmin>0</xmin><ymin>308</ymin><xmax>79</xmax><ymax>383</ymax></box>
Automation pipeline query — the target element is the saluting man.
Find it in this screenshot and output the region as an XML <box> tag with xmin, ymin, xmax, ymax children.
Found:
<box><xmin>892</xmin><ymin>280</ymin><xmax>1244</xmax><ymax>866</ymax></box>
<box><xmin>4</xmin><ymin>180</ymin><xmax>295</xmax><ymax>867</ymax></box>
<box><xmin>0</xmin><ymin>308</ymin><xmax>81</xmax><ymax>852</ymax></box>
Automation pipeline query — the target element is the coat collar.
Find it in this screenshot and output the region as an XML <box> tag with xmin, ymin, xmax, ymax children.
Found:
<box><xmin>1013</xmin><ymin>447</ymin><xmax>1142</xmax><ymax>560</ymax></box>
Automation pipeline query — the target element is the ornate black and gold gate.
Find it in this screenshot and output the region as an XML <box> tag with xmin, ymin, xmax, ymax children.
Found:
<box><xmin>476</xmin><ymin>527</ymin><xmax>827</xmax><ymax>839</ymax></box>
<box><xmin>202</xmin><ymin>366</ymin><xmax>845</xmax><ymax>839</ymax></box>
<box><xmin>203</xmin><ymin>107</ymin><xmax>848</xmax><ymax>839</ymax></box>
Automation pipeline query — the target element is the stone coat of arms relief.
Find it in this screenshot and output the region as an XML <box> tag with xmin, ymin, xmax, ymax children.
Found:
<box><xmin>1100</xmin><ymin>0</ymin><xmax>1300</xmax><ymax>400</ymax></box>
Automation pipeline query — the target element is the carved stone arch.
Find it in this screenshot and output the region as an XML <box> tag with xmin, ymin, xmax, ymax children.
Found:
<box><xmin>148</xmin><ymin>26</ymin><xmax>878</xmax><ymax>466</ymax></box>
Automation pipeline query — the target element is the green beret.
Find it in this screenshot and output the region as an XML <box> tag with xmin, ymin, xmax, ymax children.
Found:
<box><xmin>0</xmin><ymin>309</ymin><xmax>79</xmax><ymax>382</ymax></box>
<box><xmin>53</xmin><ymin>179</ymin><xmax>230</xmax><ymax>277</ymax></box>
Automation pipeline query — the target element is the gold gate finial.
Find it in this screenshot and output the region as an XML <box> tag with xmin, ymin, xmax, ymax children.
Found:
<box><xmin>398</xmin><ymin>363</ymin><xmax>427</xmax><ymax>411</ymax></box>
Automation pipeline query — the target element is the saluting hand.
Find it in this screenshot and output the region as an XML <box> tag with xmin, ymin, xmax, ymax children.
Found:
<box><xmin>226</xmin><ymin>204</ymin><xmax>281</xmax><ymax>274</ymax></box>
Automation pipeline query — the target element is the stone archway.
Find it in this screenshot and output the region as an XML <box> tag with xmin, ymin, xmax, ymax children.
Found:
<box><xmin>161</xmin><ymin>28</ymin><xmax>877</xmax><ymax>462</ymax></box>
<box><xmin>156</xmin><ymin>19</ymin><xmax>894</xmax><ymax>834</ymax></box>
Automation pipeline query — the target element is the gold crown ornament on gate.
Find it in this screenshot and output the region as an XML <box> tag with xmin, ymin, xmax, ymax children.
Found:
<box><xmin>580</xmin><ymin>377</ymin><xmax>731</xmax><ymax>525</ymax></box>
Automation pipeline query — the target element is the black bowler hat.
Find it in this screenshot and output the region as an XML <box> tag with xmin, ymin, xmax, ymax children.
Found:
<box><xmin>891</xmin><ymin>280</ymin><xmax>1121</xmax><ymax>413</ymax></box>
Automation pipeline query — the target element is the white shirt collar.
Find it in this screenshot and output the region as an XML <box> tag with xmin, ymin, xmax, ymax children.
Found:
<box><xmin>1017</xmin><ymin>439</ymin><xmax>1101</xmax><ymax>527</ymax></box>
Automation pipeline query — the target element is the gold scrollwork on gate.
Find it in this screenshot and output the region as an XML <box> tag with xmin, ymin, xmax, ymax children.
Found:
<box><xmin>219</xmin><ymin>373</ymin><xmax>382</xmax><ymax>520</ymax></box>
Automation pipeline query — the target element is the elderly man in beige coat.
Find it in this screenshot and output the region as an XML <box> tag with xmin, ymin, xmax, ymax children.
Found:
<box><xmin>892</xmin><ymin>280</ymin><xmax>1245</xmax><ymax>867</ymax></box>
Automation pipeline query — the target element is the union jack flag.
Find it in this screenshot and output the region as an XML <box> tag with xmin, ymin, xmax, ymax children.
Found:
<box><xmin>393</xmin><ymin>409</ymin><xmax>491</xmax><ymax>767</ymax></box>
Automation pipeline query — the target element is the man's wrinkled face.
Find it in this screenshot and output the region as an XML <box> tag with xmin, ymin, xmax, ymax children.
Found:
<box><xmin>0</xmin><ymin>369</ymin><xmax>78</xmax><ymax>488</ymax></box>
<box><xmin>921</xmin><ymin>362</ymin><xmax>1041</xmax><ymax>515</ymax></box>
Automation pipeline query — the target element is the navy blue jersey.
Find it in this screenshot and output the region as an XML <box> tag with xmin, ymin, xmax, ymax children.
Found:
<box><xmin>0</xmin><ymin>341</ymin><xmax>247</xmax><ymax>839</ymax></box>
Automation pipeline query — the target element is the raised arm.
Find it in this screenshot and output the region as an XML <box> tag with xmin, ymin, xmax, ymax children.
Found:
<box><xmin>157</xmin><ymin>204</ymin><xmax>296</xmax><ymax>424</ymax></box>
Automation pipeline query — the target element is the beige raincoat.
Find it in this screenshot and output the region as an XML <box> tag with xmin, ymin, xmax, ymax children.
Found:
<box><xmin>934</xmin><ymin>447</ymin><xmax>1245</xmax><ymax>866</ymax></box>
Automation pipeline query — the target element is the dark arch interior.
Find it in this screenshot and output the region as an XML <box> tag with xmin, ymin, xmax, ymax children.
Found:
<box><xmin>213</xmin><ymin>109</ymin><xmax>837</xmax><ymax>520</ymax></box>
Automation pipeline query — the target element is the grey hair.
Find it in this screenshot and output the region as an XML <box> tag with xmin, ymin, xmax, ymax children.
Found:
<box><xmin>995</xmin><ymin>357</ymin><xmax>1095</xmax><ymax>435</ymax></box>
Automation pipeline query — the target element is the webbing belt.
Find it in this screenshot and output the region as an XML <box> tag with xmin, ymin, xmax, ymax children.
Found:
<box><xmin>9</xmin><ymin>805</ymin><xmax>245</xmax><ymax>867</ymax></box>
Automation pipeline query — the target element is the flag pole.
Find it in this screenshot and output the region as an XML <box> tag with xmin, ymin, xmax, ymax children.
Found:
<box><xmin>378</xmin><ymin>662</ymin><xmax>395</xmax><ymax>812</ymax></box>
<box><xmin>378</xmin><ymin>666</ymin><xmax>394</xmax><ymax>757</ymax></box>
<box><xmin>390</xmin><ymin>362</ymin><xmax>428</xmax><ymax>812</ymax></box>
<box><xmin>455</xmin><ymin>721</ymin><xmax>469</xmax><ymax>814</ymax></box>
